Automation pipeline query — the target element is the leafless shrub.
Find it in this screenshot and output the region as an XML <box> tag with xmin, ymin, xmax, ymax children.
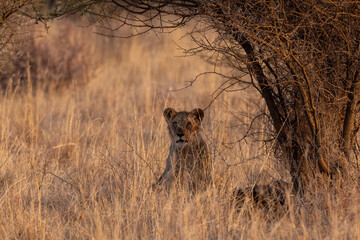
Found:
<box><xmin>0</xmin><ymin>20</ymin><xmax>97</xmax><ymax>91</ymax></box>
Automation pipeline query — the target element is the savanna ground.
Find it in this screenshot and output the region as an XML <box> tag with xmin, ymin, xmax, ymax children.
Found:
<box><xmin>0</xmin><ymin>20</ymin><xmax>359</xmax><ymax>239</ymax></box>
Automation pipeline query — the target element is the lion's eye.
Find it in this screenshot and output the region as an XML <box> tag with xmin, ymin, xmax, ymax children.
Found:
<box><xmin>186</xmin><ymin>122</ymin><xmax>192</xmax><ymax>129</ymax></box>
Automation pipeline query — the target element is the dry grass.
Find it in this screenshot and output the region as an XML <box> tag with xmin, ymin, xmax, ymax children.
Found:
<box><xmin>0</xmin><ymin>20</ymin><xmax>359</xmax><ymax>239</ymax></box>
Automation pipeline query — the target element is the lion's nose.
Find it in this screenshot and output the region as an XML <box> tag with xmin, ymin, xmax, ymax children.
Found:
<box><xmin>177</xmin><ymin>133</ymin><xmax>184</xmax><ymax>138</ymax></box>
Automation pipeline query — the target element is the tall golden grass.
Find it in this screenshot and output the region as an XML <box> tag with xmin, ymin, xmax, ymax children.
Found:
<box><xmin>0</xmin><ymin>20</ymin><xmax>359</xmax><ymax>239</ymax></box>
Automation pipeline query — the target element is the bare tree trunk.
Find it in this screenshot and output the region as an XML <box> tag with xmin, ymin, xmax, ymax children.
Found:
<box><xmin>235</xmin><ymin>35</ymin><xmax>313</xmax><ymax>193</ymax></box>
<box><xmin>342</xmin><ymin>69</ymin><xmax>360</xmax><ymax>159</ymax></box>
<box><xmin>236</xmin><ymin>35</ymin><xmax>286</xmax><ymax>142</ymax></box>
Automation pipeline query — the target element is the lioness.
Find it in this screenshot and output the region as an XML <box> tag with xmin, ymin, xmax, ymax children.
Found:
<box><xmin>153</xmin><ymin>108</ymin><xmax>211</xmax><ymax>191</ymax></box>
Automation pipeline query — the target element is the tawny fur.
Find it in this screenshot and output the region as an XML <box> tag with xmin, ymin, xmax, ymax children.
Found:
<box><xmin>154</xmin><ymin>108</ymin><xmax>211</xmax><ymax>191</ymax></box>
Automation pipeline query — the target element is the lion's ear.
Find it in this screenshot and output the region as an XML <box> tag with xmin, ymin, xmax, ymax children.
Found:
<box><xmin>190</xmin><ymin>108</ymin><xmax>204</xmax><ymax>123</ymax></box>
<box><xmin>163</xmin><ymin>108</ymin><xmax>177</xmax><ymax>121</ymax></box>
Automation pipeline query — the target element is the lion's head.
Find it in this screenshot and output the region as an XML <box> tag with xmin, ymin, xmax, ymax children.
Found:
<box><xmin>163</xmin><ymin>108</ymin><xmax>204</xmax><ymax>148</ymax></box>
